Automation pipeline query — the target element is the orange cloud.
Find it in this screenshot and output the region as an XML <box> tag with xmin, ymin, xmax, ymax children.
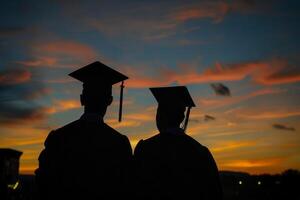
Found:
<box><xmin>171</xmin><ymin>0</ymin><xmax>263</xmax><ymax>24</ymax></box>
<box><xmin>128</xmin><ymin>130</ymin><xmax>158</xmax><ymax>149</ymax></box>
<box><xmin>0</xmin><ymin>126</ymin><xmax>48</xmax><ymax>175</ymax></box>
<box><xmin>211</xmin><ymin>141</ymin><xmax>257</xmax><ymax>153</ymax></box>
<box><xmin>18</xmin><ymin>40</ymin><xmax>98</xmax><ymax>68</ymax></box>
<box><xmin>121</xmin><ymin>65</ymin><xmax>173</xmax><ymax>88</ymax></box>
<box><xmin>0</xmin><ymin>137</ymin><xmax>44</xmax><ymax>147</ymax></box>
<box><xmin>205</xmin><ymin>129</ymin><xmax>256</xmax><ymax>138</ymax></box>
<box><xmin>19</xmin><ymin>150</ymin><xmax>41</xmax><ymax>175</ymax></box>
<box><xmin>126</xmin><ymin>77</ymin><xmax>170</xmax><ymax>88</ymax></box>
<box><xmin>239</xmin><ymin>110</ymin><xmax>300</xmax><ymax>120</ymax></box>
<box><xmin>17</xmin><ymin>56</ymin><xmax>58</xmax><ymax>67</ymax></box>
<box><xmin>20</xmin><ymin>165</ymin><xmax>37</xmax><ymax>175</ymax></box>
<box><xmin>38</xmin><ymin>41</ymin><xmax>96</xmax><ymax>61</ymax></box>
<box><xmin>124</xmin><ymin>113</ymin><xmax>154</xmax><ymax>121</ymax></box>
<box><xmin>172</xmin><ymin>1</ymin><xmax>230</xmax><ymax>23</ymax></box>
<box><xmin>221</xmin><ymin>158</ymin><xmax>283</xmax><ymax>168</ymax></box>
<box><xmin>125</xmin><ymin>58</ymin><xmax>300</xmax><ymax>88</ymax></box>
<box><xmin>262</xmin><ymin>70</ymin><xmax>300</xmax><ymax>85</ymax></box>
<box><xmin>174</xmin><ymin>59</ymin><xmax>300</xmax><ymax>85</ymax></box>
<box><xmin>215</xmin><ymin>102</ymin><xmax>300</xmax><ymax>121</ymax></box>
<box><xmin>0</xmin><ymin>69</ymin><xmax>31</xmax><ymax>85</ymax></box>
<box><xmin>199</xmin><ymin>88</ymin><xmax>284</xmax><ymax>108</ymax></box>
<box><xmin>106</xmin><ymin>109</ymin><xmax>154</xmax><ymax>129</ymax></box>
<box><xmin>217</xmin><ymin>153</ymin><xmax>291</xmax><ymax>174</ymax></box>
<box><xmin>46</xmin><ymin>99</ymin><xmax>81</xmax><ymax>114</ymax></box>
<box><xmin>106</xmin><ymin>119</ymin><xmax>141</xmax><ymax>128</ymax></box>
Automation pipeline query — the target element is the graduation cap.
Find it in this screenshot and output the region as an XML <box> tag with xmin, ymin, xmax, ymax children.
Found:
<box><xmin>69</xmin><ymin>61</ymin><xmax>128</xmax><ymax>122</ymax></box>
<box><xmin>150</xmin><ymin>86</ymin><xmax>196</xmax><ymax>132</ymax></box>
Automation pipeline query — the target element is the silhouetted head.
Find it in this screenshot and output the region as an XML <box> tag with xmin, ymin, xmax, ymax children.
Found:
<box><xmin>69</xmin><ymin>61</ymin><xmax>128</xmax><ymax>120</ymax></box>
<box><xmin>150</xmin><ymin>86</ymin><xmax>196</xmax><ymax>132</ymax></box>
<box><xmin>156</xmin><ymin>104</ymin><xmax>186</xmax><ymax>132</ymax></box>
<box><xmin>80</xmin><ymin>84</ymin><xmax>113</xmax><ymax>117</ymax></box>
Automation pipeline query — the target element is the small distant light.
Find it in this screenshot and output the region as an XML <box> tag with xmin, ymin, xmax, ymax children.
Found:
<box><xmin>7</xmin><ymin>181</ymin><xmax>19</xmax><ymax>190</ymax></box>
<box><xmin>13</xmin><ymin>181</ymin><xmax>19</xmax><ymax>190</ymax></box>
<box><xmin>257</xmin><ymin>181</ymin><xmax>261</xmax><ymax>185</ymax></box>
<box><xmin>239</xmin><ymin>181</ymin><xmax>243</xmax><ymax>185</ymax></box>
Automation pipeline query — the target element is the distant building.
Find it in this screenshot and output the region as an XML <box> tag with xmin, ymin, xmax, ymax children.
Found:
<box><xmin>0</xmin><ymin>148</ymin><xmax>22</xmax><ymax>200</ymax></box>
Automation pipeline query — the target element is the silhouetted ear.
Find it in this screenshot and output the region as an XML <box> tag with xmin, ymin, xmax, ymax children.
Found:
<box><xmin>107</xmin><ymin>95</ymin><xmax>113</xmax><ymax>106</ymax></box>
<box><xmin>80</xmin><ymin>94</ymin><xmax>85</xmax><ymax>106</ymax></box>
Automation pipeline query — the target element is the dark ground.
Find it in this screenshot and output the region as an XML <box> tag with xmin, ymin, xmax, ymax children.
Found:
<box><xmin>8</xmin><ymin>169</ymin><xmax>300</xmax><ymax>200</ymax></box>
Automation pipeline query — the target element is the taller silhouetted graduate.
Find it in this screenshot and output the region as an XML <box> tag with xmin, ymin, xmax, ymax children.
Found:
<box><xmin>134</xmin><ymin>86</ymin><xmax>222</xmax><ymax>200</ymax></box>
<box><xmin>35</xmin><ymin>61</ymin><xmax>132</xmax><ymax>200</ymax></box>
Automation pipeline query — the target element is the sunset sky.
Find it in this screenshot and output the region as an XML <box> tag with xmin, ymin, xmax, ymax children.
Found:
<box><xmin>0</xmin><ymin>0</ymin><xmax>299</xmax><ymax>175</ymax></box>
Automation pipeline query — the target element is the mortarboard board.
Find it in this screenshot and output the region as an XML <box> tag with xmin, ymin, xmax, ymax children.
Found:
<box><xmin>69</xmin><ymin>61</ymin><xmax>128</xmax><ymax>122</ymax></box>
<box><xmin>149</xmin><ymin>86</ymin><xmax>196</xmax><ymax>132</ymax></box>
<box><xmin>69</xmin><ymin>61</ymin><xmax>128</xmax><ymax>86</ymax></box>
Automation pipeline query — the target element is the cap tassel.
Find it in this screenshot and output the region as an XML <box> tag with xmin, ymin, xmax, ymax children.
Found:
<box><xmin>118</xmin><ymin>81</ymin><xmax>125</xmax><ymax>122</ymax></box>
<box><xmin>183</xmin><ymin>107</ymin><xmax>191</xmax><ymax>132</ymax></box>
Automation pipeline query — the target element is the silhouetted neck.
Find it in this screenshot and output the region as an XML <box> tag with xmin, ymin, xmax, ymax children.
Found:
<box><xmin>80</xmin><ymin>112</ymin><xmax>104</xmax><ymax>123</ymax></box>
<box><xmin>159</xmin><ymin>127</ymin><xmax>185</xmax><ymax>135</ymax></box>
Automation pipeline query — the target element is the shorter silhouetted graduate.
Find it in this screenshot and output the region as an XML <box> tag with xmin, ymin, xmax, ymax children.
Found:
<box><xmin>35</xmin><ymin>61</ymin><xmax>132</xmax><ymax>200</ymax></box>
<box><xmin>134</xmin><ymin>86</ymin><xmax>222</xmax><ymax>200</ymax></box>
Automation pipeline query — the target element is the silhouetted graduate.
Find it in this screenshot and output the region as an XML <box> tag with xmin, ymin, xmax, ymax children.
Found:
<box><xmin>134</xmin><ymin>86</ymin><xmax>222</xmax><ymax>200</ymax></box>
<box><xmin>35</xmin><ymin>61</ymin><xmax>132</xmax><ymax>200</ymax></box>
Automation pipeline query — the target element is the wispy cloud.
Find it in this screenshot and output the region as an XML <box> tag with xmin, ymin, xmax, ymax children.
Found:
<box><xmin>239</xmin><ymin>110</ymin><xmax>300</xmax><ymax>120</ymax></box>
<box><xmin>171</xmin><ymin>58</ymin><xmax>300</xmax><ymax>86</ymax></box>
<box><xmin>25</xmin><ymin>87</ymin><xmax>52</xmax><ymax>100</ymax></box>
<box><xmin>221</xmin><ymin>158</ymin><xmax>283</xmax><ymax>168</ymax></box>
<box><xmin>46</xmin><ymin>99</ymin><xmax>81</xmax><ymax>114</ymax></box>
<box><xmin>0</xmin><ymin>68</ymin><xmax>31</xmax><ymax>85</ymax></box>
<box><xmin>171</xmin><ymin>0</ymin><xmax>268</xmax><ymax>24</ymax></box>
<box><xmin>124</xmin><ymin>113</ymin><xmax>154</xmax><ymax>122</ymax></box>
<box><xmin>17</xmin><ymin>40</ymin><xmax>98</xmax><ymax>68</ymax></box>
<box><xmin>0</xmin><ymin>68</ymin><xmax>50</xmax><ymax>125</ymax></box>
<box><xmin>0</xmin><ymin>102</ymin><xmax>48</xmax><ymax>126</ymax></box>
<box><xmin>38</xmin><ymin>41</ymin><xmax>97</xmax><ymax>61</ymax></box>
<box><xmin>0</xmin><ymin>137</ymin><xmax>44</xmax><ymax>147</ymax></box>
<box><xmin>171</xmin><ymin>1</ymin><xmax>230</xmax><ymax>23</ymax></box>
<box><xmin>106</xmin><ymin>119</ymin><xmax>141</xmax><ymax>129</ymax></box>
<box><xmin>124</xmin><ymin>58</ymin><xmax>300</xmax><ymax>88</ymax></box>
<box><xmin>199</xmin><ymin>88</ymin><xmax>284</xmax><ymax>108</ymax></box>
<box><xmin>123</xmin><ymin>65</ymin><xmax>173</xmax><ymax>88</ymax></box>
<box><xmin>211</xmin><ymin>140</ymin><xmax>257</xmax><ymax>153</ymax></box>
<box><xmin>273</xmin><ymin>123</ymin><xmax>296</xmax><ymax>131</ymax></box>
<box><xmin>170</xmin><ymin>0</ymin><xmax>269</xmax><ymax>25</ymax></box>
<box><xmin>88</xmin><ymin>16</ymin><xmax>176</xmax><ymax>41</ymax></box>
<box><xmin>84</xmin><ymin>0</ymin><xmax>265</xmax><ymax>41</ymax></box>
<box><xmin>106</xmin><ymin>108</ymin><xmax>155</xmax><ymax>129</ymax></box>
<box><xmin>17</xmin><ymin>57</ymin><xmax>58</xmax><ymax>68</ymax></box>
<box><xmin>0</xmin><ymin>67</ymin><xmax>52</xmax><ymax>126</ymax></box>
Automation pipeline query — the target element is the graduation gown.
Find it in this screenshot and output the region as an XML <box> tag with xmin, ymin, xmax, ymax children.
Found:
<box><xmin>35</xmin><ymin>114</ymin><xmax>132</xmax><ymax>200</ymax></box>
<box><xmin>134</xmin><ymin>128</ymin><xmax>222</xmax><ymax>200</ymax></box>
